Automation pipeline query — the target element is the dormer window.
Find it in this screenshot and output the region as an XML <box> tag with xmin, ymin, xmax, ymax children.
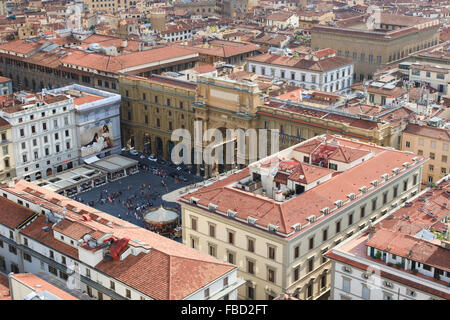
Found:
<box><xmin>268</xmin><ymin>224</ymin><xmax>279</xmax><ymax>232</ymax></box>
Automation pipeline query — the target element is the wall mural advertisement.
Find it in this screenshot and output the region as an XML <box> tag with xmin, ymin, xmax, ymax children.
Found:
<box><xmin>80</xmin><ymin>120</ymin><xmax>114</xmax><ymax>157</ymax></box>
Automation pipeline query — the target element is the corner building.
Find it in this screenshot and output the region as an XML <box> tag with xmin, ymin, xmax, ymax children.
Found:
<box><xmin>178</xmin><ymin>134</ymin><xmax>427</xmax><ymax>300</ymax></box>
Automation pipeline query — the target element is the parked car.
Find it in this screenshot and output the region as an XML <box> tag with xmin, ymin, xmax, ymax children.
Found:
<box><xmin>178</xmin><ymin>176</ymin><xmax>188</xmax><ymax>182</ymax></box>
<box><xmin>129</xmin><ymin>149</ymin><xmax>139</xmax><ymax>156</ymax></box>
<box><xmin>148</xmin><ymin>154</ymin><xmax>157</xmax><ymax>162</ymax></box>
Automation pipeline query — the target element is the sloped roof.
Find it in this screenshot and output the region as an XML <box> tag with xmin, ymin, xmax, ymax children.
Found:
<box><xmin>2</xmin><ymin>180</ymin><xmax>235</xmax><ymax>300</ymax></box>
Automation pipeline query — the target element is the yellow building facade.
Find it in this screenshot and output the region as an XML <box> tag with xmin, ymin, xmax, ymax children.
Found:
<box><xmin>401</xmin><ymin>123</ymin><xmax>449</xmax><ymax>188</ymax></box>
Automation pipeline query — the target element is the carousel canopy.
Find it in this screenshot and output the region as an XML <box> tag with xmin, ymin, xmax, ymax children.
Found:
<box><xmin>144</xmin><ymin>206</ymin><xmax>179</xmax><ymax>224</ymax></box>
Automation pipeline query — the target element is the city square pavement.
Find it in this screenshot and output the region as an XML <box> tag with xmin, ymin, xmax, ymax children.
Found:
<box><xmin>75</xmin><ymin>152</ymin><xmax>205</xmax><ymax>233</ymax></box>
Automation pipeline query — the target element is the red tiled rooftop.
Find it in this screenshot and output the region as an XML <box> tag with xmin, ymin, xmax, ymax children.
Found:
<box><xmin>180</xmin><ymin>136</ymin><xmax>424</xmax><ymax>237</ymax></box>
<box><xmin>73</xmin><ymin>94</ymin><xmax>104</xmax><ymax>106</ymax></box>
<box><xmin>52</xmin><ymin>219</ymin><xmax>94</xmax><ymax>240</ymax></box>
<box><xmin>0</xmin><ymin>39</ymin><xmax>43</xmax><ymax>55</ymax></box>
<box><xmin>403</xmin><ymin>123</ymin><xmax>450</xmax><ymax>142</ymax></box>
<box><xmin>61</xmin><ymin>46</ymin><xmax>197</xmax><ymax>73</ymax></box>
<box><xmin>288</xmin><ymin>162</ymin><xmax>332</xmax><ymax>184</ymax></box>
<box><xmin>0</xmin><ymin>197</ymin><xmax>37</xmax><ymax>229</ymax></box>
<box><xmin>274</xmin><ymin>172</ymin><xmax>289</xmax><ymax>185</ymax></box>
<box><xmin>192</xmin><ymin>64</ymin><xmax>216</xmax><ymax>74</ymax></box>
<box><xmin>0</xmin><ymin>274</ymin><xmax>10</xmax><ymax>300</ymax></box>
<box><xmin>326</xmin><ymin>250</ymin><xmax>450</xmax><ymax>300</ymax></box>
<box><xmin>0</xmin><ymin>116</ymin><xmax>10</xmax><ymax>129</ymax></box>
<box><xmin>10</xmin><ymin>273</ymin><xmax>78</xmax><ymax>300</ymax></box>
<box><xmin>21</xmin><ymin>215</ymin><xmax>80</xmax><ymax>260</ymax></box>
<box><xmin>96</xmin><ymin>249</ymin><xmax>233</xmax><ymax>300</ymax></box>
<box><xmin>174</xmin><ymin>41</ymin><xmax>261</xmax><ymax>58</ymax></box>
<box><xmin>330</xmin><ymin>179</ymin><xmax>450</xmax><ymax>292</ymax></box>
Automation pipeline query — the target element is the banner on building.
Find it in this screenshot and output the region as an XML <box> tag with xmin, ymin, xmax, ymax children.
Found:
<box><xmin>80</xmin><ymin>120</ymin><xmax>114</xmax><ymax>157</ymax></box>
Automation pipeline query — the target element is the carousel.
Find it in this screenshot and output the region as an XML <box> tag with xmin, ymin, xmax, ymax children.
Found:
<box><xmin>144</xmin><ymin>206</ymin><xmax>181</xmax><ymax>239</ymax></box>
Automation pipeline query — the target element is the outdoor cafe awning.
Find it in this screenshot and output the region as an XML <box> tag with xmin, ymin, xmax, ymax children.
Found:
<box><xmin>84</xmin><ymin>156</ymin><xmax>101</xmax><ymax>165</ymax></box>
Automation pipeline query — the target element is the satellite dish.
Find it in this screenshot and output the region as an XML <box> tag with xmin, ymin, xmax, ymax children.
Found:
<box><xmin>83</xmin><ymin>234</ymin><xmax>92</xmax><ymax>242</ymax></box>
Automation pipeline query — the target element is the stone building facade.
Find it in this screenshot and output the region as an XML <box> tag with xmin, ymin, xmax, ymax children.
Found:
<box><xmin>119</xmin><ymin>74</ymin><xmax>197</xmax><ymax>160</ymax></box>
<box><xmin>311</xmin><ymin>15</ymin><xmax>440</xmax><ymax>82</ymax></box>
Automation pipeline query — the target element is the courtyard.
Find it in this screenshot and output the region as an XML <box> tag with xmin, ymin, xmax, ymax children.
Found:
<box><xmin>73</xmin><ymin>152</ymin><xmax>205</xmax><ymax>237</ymax></box>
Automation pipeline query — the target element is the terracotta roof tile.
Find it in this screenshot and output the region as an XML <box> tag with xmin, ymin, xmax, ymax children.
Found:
<box><xmin>3</xmin><ymin>180</ymin><xmax>236</xmax><ymax>299</ymax></box>
<box><xmin>10</xmin><ymin>273</ymin><xmax>78</xmax><ymax>300</ymax></box>
<box><xmin>0</xmin><ymin>274</ymin><xmax>10</xmax><ymax>300</ymax></box>
<box><xmin>61</xmin><ymin>46</ymin><xmax>197</xmax><ymax>73</ymax></box>
<box><xmin>288</xmin><ymin>162</ymin><xmax>332</xmax><ymax>184</ymax></box>
<box><xmin>0</xmin><ymin>197</ymin><xmax>37</xmax><ymax>229</ymax></box>
<box><xmin>180</xmin><ymin>136</ymin><xmax>424</xmax><ymax>236</ymax></box>
<box><xmin>403</xmin><ymin>123</ymin><xmax>450</xmax><ymax>142</ymax></box>
<box><xmin>52</xmin><ymin>219</ymin><xmax>94</xmax><ymax>240</ymax></box>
